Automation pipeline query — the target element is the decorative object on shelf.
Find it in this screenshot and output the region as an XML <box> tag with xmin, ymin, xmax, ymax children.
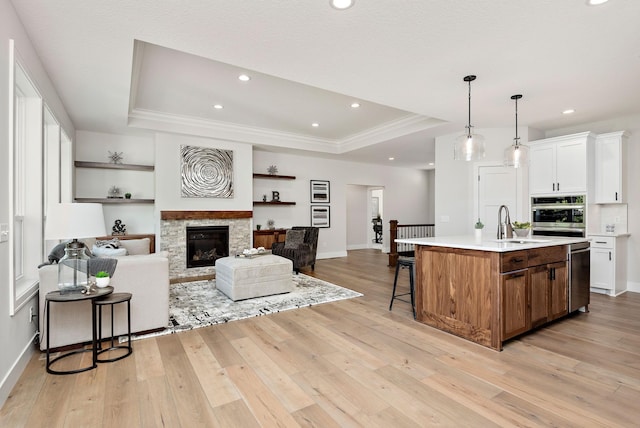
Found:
<box><xmin>108</xmin><ymin>151</ymin><xmax>124</xmax><ymax>164</ymax></box>
<box><xmin>108</xmin><ymin>185</ymin><xmax>122</xmax><ymax>198</ymax></box>
<box><xmin>310</xmin><ymin>180</ymin><xmax>330</xmax><ymax>203</ymax></box>
<box><xmin>95</xmin><ymin>271</ymin><xmax>110</xmax><ymax>288</ymax></box>
<box><xmin>112</xmin><ymin>219</ymin><xmax>126</xmax><ymax>236</ymax></box>
<box><xmin>474</xmin><ymin>218</ymin><xmax>484</xmax><ymax>229</ymax></box>
<box><xmin>124</xmin><ymin>192</ymin><xmax>132</xmax><ymax>199</ymax></box>
<box><xmin>271</xmin><ymin>191</ymin><xmax>280</xmax><ymax>202</ymax></box>
<box><xmin>504</xmin><ymin>94</ymin><xmax>529</xmax><ymax>168</ymax></box>
<box><xmin>267</xmin><ymin>165</ymin><xmax>278</xmax><ymax>175</ymax></box>
<box><xmin>267</xmin><ymin>219</ymin><xmax>275</xmax><ymax>229</ymax></box>
<box><xmin>512</xmin><ymin>221</ymin><xmax>531</xmax><ymax>237</ymax></box>
<box><xmin>181</xmin><ymin>145</ymin><xmax>233</xmax><ymax>198</ymax></box>
<box><xmin>44</xmin><ymin>203</ymin><xmax>107</xmax><ymax>294</ymax></box>
<box><xmin>256</xmin><ymin>224</ymin><xmax>262</xmax><ymax>231</ymax></box>
<box><xmin>454</xmin><ymin>75</ymin><xmax>485</xmax><ymax>161</ymax></box>
<box><xmin>311</xmin><ymin>205</ymin><xmax>330</xmax><ymax>228</ymax></box>
<box><xmin>262</xmin><ymin>194</ymin><xmax>267</xmax><ymax>202</ymax></box>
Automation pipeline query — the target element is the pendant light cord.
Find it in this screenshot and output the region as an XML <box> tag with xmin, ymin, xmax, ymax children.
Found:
<box><xmin>514</xmin><ymin>96</ymin><xmax>519</xmax><ymax>144</ymax></box>
<box><xmin>467</xmin><ymin>80</ymin><xmax>472</xmax><ymax>137</ymax></box>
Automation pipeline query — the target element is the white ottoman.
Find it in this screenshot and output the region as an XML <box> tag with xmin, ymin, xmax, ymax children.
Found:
<box><xmin>215</xmin><ymin>254</ymin><xmax>293</xmax><ymax>301</ymax></box>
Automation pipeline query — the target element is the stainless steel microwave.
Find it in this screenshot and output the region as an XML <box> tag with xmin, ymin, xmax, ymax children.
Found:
<box><xmin>531</xmin><ymin>195</ymin><xmax>585</xmax><ymax>237</ymax></box>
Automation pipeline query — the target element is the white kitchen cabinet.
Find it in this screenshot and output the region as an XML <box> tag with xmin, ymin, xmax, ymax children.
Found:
<box><xmin>594</xmin><ymin>131</ymin><xmax>628</xmax><ymax>204</ymax></box>
<box><xmin>590</xmin><ymin>234</ymin><xmax>628</xmax><ymax>296</ymax></box>
<box><xmin>529</xmin><ymin>132</ymin><xmax>594</xmax><ymax>196</ymax></box>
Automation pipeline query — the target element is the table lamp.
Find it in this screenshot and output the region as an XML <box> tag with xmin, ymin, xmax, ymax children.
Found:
<box><xmin>44</xmin><ymin>203</ymin><xmax>106</xmax><ymax>294</ymax></box>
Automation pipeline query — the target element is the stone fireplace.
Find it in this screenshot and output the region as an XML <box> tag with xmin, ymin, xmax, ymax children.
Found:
<box><xmin>160</xmin><ymin>211</ymin><xmax>252</xmax><ymax>280</ymax></box>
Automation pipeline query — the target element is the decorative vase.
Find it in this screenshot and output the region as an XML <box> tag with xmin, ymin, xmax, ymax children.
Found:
<box><xmin>96</xmin><ymin>276</ymin><xmax>110</xmax><ymax>288</ymax></box>
<box><xmin>513</xmin><ymin>228</ymin><xmax>530</xmax><ymax>238</ymax></box>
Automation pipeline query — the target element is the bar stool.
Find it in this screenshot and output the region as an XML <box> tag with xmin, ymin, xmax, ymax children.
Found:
<box><xmin>389</xmin><ymin>257</ymin><xmax>416</xmax><ymax>319</ymax></box>
<box><xmin>95</xmin><ymin>292</ymin><xmax>133</xmax><ymax>363</ymax></box>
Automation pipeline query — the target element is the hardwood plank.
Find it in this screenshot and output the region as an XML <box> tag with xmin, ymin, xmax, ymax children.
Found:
<box><xmin>102</xmin><ymin>350</ymin><xmax>141</xmax><ymax>427</ymax></box>
<box><xmin>0</xmin><ymin>354</ymin><xmax>46</xmax><ymax>428</ymax></box>
<box><xmin>292</xmin><ymin>403</ymin><xmax>343</xmax><ymax>428</ymax></box>
<box><xmin>137</xmin><ymin>376</ymin><xmax>182</xmax><ymax>428</ymax></box>
<box><xmin>212</xmin><ymin>399</ymin><xmax>260</xmax><ymax>428</ymax></box>
<box><xmin>133</xmin><ymin>336</ymin><xmax>166</xmax><ymax>381</ymax></box>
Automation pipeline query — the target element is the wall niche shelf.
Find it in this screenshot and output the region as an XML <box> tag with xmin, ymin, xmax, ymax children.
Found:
<box><xmin>252</xmin><ymin>173</ymin><xmax>296</xmax><ymax>180</ymax></box>
<box><xmin>253</xmin><ymin>201</ymin><xmax>296</xmax><ymax>206</ymax></box>
<box><xmin>75</xmin><ymin>198</ymin><xmax>155</xmax><ymax>204</ymax></box>
<box><xmin>75</xmin><ymin>161</ymin><xmax>154</xmax><ymax>172</ymax></box>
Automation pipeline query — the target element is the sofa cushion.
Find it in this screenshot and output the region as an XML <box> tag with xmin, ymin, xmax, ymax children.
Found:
<box><xmin>284</xmin><ymin>229</ymin><xmax>305</xmax><ymax>249</ymax></box>
<box><xmin>92</xmin><ymin>245</ymin><xmax>128</xmax><ymax>257</ymax></box>
<box><xmin>95</xmin><ymin>237</ymin><xmax>121</xmax><ymax>248</ymax></box>
<box><xmin>119</xmin><ymin>238</ymin><xmax>151</xmax><ymax>255</ymax></box>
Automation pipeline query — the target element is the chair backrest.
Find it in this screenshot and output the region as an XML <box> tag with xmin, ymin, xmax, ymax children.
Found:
<box><xmin>293</xmin><ymin>226</ymin><xmax>319</xmax><ymax>264</ymax></box>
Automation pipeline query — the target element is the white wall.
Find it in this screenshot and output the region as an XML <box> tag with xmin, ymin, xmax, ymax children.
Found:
<box><xmin>346</xmin><ymin>185</ymin><xmax>369</xmax><ymax>250</ymax></box>
<box><xmin>0</xmin><ymin>0</ymin><xmax>74</xmax><ymax>407</ymax></box>
<box><xmin>254</xmin><ymin>150</ymin><xmax>432</xmax><ymax>258</ymax></box>
<box><xmin>435</xmin><ymin>127</ymin><xmax>529</xmax><ymax>236</ymax></box>
<box><xmin>545</xmin><ymin>113</ymin><xmax>640</xmax><ymax>291</ymax></box>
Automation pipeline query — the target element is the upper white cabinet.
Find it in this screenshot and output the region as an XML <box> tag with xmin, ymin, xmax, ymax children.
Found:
<box><xmin>594</xmin><ymin>131</ymin><xmax>628</xmax><ymax>204</ymax></box>
<box><xmin>529</xmin><ymin>132</ymin><xmax>595</xmax><ymax>196</ymax></box>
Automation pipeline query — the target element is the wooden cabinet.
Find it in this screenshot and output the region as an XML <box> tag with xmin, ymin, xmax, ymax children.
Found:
<box><xmin>501</xmin><ymin>270</ymin><xmax>529</xmax><ymax>340</ymax></box>
<box><xmin>252</xmin><ymin>173</ymin><xmax>296</xmax><ymax>206</ymax></box>
<box><xmin>529</xmin><ymin>265</ymin><xmax>549</xmax><ymax>328</ymax></box>
<box><xmin>594</xmin><ymin>131</ymin><xmax>628</xmax><ymax>204</ymax></box>
<box><xmin>548</xmin><ymin>261</ymin><xmax>568</xmax><ymax>321</ymax></box>
<box><xmin>590</xmin><ymin>235</ymin><xmax>628</xmax><ymax>296</ymax></box>
<box><xmin>74</xmin><ymin>161</ymin><xmax>155</xmax><ymax>204</ymax></box>
<box><xmin>529</xmin><ymin>132</ymin><xmax>594</xmax><ymax>195</ymax></box>
<box><xmin>253</xmin><ymin>228</ymin><xmax>287</xmax><ymax>249</ymax></box>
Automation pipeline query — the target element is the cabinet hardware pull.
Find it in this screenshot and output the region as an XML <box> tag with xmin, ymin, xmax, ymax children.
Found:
<box><xmin>609</xmin><ymin>252</ymin><xmax>612</xmax><ymax>261</ymax></box>
<box><xmin>595</xmin><ymin>241</ymin><xmax>606</xmax><ymax>244</ymax></box>
<box><xmin>615</xmin><ymin>192</ymin><xmax>618</xmax><ymax>201</ymax></box>
<box><xmin>557</xmin><ymin>182</ymin><xmax>560</xmax><ymax>191</ymax></box>
<box><xmin>513</xmin><ymin>258</ymin><xmax>524</xmax><ymax>263</ymax></box>
<box><xmin>553</xmin><ymin>183</ymin><xmax>555</xmax><ymax>191</ymax></box>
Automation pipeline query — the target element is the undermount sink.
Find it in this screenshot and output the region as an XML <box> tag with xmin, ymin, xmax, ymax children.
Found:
<box><xmin>494</xmin><ymin>238</ymin><xmax>551</xmax><ymax>244</ymax></box>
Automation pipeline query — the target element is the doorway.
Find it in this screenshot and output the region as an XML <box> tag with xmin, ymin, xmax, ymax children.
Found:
<box><xmin>475</xmin><ymin>165</ymin><xmax>519</xmax><ymax>239</ymax></box>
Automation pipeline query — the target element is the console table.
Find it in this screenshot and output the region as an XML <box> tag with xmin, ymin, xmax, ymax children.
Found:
<box><xmin>45</xmin><ymin>286</ymin><xmax>113</xmax><ymax>375</ymax></box>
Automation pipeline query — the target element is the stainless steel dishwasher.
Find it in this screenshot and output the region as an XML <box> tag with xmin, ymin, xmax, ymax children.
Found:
<box><xmin>569</xmin><ymin>241</ymin><xmax>591</xmax><ymax>312</ymax></box>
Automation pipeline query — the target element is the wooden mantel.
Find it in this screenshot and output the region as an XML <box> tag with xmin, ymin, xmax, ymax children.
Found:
<box><xmin>161</xmin><ymin>210</ymin><xmax>253</xmax><ymax>220</ymax></box>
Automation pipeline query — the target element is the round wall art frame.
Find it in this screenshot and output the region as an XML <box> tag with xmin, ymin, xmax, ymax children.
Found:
<box><xmin>181</xmin><ymin>145</ymin><xmax>234</xmax><ymax>198</ymax></box>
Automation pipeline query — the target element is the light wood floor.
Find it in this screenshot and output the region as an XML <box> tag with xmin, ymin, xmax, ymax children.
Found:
<box><xmin>2</xmin><ymin>249</ymin><xmax>640</xmax><ymax>427</ymax></box>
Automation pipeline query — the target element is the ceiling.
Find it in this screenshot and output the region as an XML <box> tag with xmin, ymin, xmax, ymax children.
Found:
<box><xmin>10</xmin><ymin>0</ymin><xmax>640</xmax><ymax>169</ymax></box>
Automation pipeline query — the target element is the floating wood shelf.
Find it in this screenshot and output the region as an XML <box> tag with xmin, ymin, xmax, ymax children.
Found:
<box><xmin>252</xmin><ymin>173</ymin><xmax>296</xmax><ymax>180</ymax></box>
<box><xmin>75</xmin><ymin>198</ymin><xmax>155</xmax><ymax>204</ymax></box>
<box><xmin>75</xmin><ymin>161</ymin><xmax>155</xmax><ymax>172</ymax></box>
<box><xmin>253</xmin><ymin>201</ymin><xmax>296</xmax><ymax>206</ymax></box>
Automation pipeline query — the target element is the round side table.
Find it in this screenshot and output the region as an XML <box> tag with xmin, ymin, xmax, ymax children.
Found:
<box><xmin>45</xmin><ymin>286</ymin><xmax>113</xmax><ymax>375</ymax></box>
<box><xmin>95</xmin><ymin>292</ymin><xmax>133</xmax><ymax>362</ymax></box>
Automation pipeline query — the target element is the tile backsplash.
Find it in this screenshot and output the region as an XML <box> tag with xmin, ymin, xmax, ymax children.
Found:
<box><xmin>588</xmin><ymin>203</ymin><xmax>628</xmax><ymax>234</ymax></box>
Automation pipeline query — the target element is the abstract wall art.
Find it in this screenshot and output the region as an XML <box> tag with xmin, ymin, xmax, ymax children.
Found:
<box><xmin>181</xmin><ymin>145</ymin><xmax>234</xmax><ymax>198</ymax></box>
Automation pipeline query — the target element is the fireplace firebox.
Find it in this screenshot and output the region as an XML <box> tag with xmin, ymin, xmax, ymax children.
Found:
<box><xmin>186</xmin><ymin>226</ymin><xmax>229</xmax><ymax>268</ymax></box>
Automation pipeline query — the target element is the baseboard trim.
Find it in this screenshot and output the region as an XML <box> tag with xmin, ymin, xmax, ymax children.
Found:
<box><xmin>0</xmin><ymin>333</ymin><xmax>37</xmax><ymax>409</ymax></box>
<box><xmin>346</xmin><ymin>244</ymin><xmax>369</xmax><ymax>250</ymax></box>
<box><xmin>317</xmin><ymin>251</ymin><xmax>348</xmax><ymax>260</ymax></box>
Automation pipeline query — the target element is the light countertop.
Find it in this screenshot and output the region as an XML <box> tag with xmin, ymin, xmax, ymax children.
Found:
<box><xmin>395</xmin><ymin>235</ymin><xmax>589</xmax><ymax>253</ymax></box>
<box><xmin>588</xmin><ymin>232</ymin><xmax>630</xmax><ymax>238</ymax></box>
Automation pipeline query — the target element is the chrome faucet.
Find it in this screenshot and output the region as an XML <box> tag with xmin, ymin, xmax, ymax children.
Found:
<box><xmin>497</xmin><ymin>205</ymin><xmax>513</xmax><ymax>240</ymax></box>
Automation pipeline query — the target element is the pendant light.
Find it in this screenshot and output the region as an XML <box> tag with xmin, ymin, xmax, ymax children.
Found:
<box><xmin>454</xmin><ymin>75</ymin><xmax>485</xmax><ymax>161</ymax></box>
<box><xmin>503</xmin><ymin>94</ymin><xmax>529</xmax><ymax>168</ymax></box>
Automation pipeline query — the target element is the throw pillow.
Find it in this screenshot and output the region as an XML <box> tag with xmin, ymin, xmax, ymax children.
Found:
<box><xmin>92</xmin><ymin>245</ymin><xmax>127</xmax><ymax>258</ymax></box>
<box><xmin>284</xmin><ymin>229</ymin><xmax>305</xmax><ymax>249</ymax></box>
<box><xmin>119</xmin><ymin>238</ymin><xmax>151</xmax><ymax>255</ymax></box>
<box><xmin>95</xmin><ymin>238</ymin><xmax>120</xmax><ymax>249</ymax></box>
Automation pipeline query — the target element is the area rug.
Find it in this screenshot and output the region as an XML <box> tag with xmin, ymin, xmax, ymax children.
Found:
<box><xmin>129</xmin><ymin>274</ymin><xmax>362</xmax><ymax>341</ymax></box>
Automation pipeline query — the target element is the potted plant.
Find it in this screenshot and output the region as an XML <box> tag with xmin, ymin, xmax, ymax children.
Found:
<box><xmin>512</xmin><ymin>221</ymin><xmax>531</xmax><ymax>237</ymax></box>
<box><xmin>474</xmin><ymin>218</ymin><xmax>484</xmax><ymax>241</ymax></box>
<box><xmin>256</xmin><ymin>224</ymin><xmax>262</xmax><ymax>231</ymax></box>
<box><xmin>124</xmin><ymin>192</ymin><xmax>132</xmax><ymax>199</ymax></box>
<box><xmin>95</xmin><ymin>271</ymin><xmax>110</xmax><ymax>288</ymax></box>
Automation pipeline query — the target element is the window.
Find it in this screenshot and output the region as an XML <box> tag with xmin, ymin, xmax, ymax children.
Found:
<box><xmin>9</xmin><ymin>42</ymin><xmax>43</xmax><ymax>315</ymax></box>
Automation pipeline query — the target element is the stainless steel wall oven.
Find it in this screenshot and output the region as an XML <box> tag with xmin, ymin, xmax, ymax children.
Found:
<box><xmin>531</xmin><ymin>195</ymin><xmax>585</xmax><ymax>238</ymax></box>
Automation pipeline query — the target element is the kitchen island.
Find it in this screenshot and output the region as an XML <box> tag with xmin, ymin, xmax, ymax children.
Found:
<box><xmin>396</xmin><ymin>235</ymin><xmax>589</xmax><ymax>351</ymax></box>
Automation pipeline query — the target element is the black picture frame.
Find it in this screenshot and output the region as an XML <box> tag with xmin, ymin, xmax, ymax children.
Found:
<box><xmin>310</xmin><ymin>205</ymin><xmax>330</xmax><ymax>228</ymax></box>
<box><xmin>310</xmin><ymin>180</ymin><xmax>330</xmax><ymax>203</ymax></box>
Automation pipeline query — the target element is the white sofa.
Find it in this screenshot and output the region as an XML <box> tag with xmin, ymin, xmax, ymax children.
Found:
<box><xmin>38</xmin><ymin>238</ymin><xmax>170</xmax><ymax>350</ymax></box>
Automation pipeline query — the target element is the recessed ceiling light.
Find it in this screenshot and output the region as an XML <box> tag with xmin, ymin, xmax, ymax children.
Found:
<box><xmin>238</xmin><ymin>74</ymin><xmax>251</xmax><ymax>82</ymax></box>
<box><xmin>312</xmin><ymin>123</ymin><xmax>319</xmax><ymax>127</ymax></box>
<box><xmin>213</xmin><ymin>104</ymin><xmax>223</xmax><ymax>109</ymax></box>
<box><xmin>330</xmin><ymin>0</ymin><xmax>355</xmax><ymax>10</ymax></box>
<box><xmin>586</xmin><ymin>0</ymin><xmax>608</xmax><ymax>5</ymax></box>
<box><xmin>388</xmin><ymin>157</ymin><xmax>395</xmax><ymax>161</ymax></box>
<box><xmin>351</xmin><ymin>102</ymin><xmax>360</xmax><ymax>108</ymax></box>
<box><xmin>562</xmin><ymin>109</ymin><xmax>575</xmax><ymax>115</ymax></box>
